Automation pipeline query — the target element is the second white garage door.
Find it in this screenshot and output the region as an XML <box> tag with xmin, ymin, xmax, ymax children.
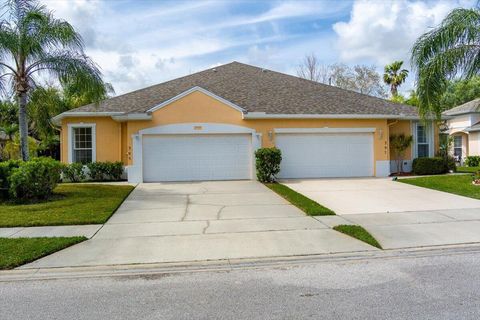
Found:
<box><xmin>276</xmin><ymin>132</ymin><xmax>374</xmax><ymax>178</ymax></box>
<box><xmin>142</xmin><ymin>134</ymin><xmax>252</xmax><ymax>182</ymax></box>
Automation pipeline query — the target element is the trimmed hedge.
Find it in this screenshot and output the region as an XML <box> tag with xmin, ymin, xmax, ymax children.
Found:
<box><xmin>412</xmin><ymin>157</ymin><xmax>447</xmax><ymax>175</ymax></box>
<box><xmin>8</xmin><ymin>158</ymin><xmax>62</xmax><ymax>200</ymax></box>
<box><xmin>62</xmin><ymin>162</ymin><xmax>85</xmax><ymax>182</ymax></box>
<box><xmin>86</xmin><ymin>161</ymin><xmax>123</xmax><ymax>181</ymax></box>
<box><xmin>465</xmin><ymin>156</ymin><xmax>480</xmax><ymax>167</ymax></box>
<box><xmin>255</xmin><ymin>147</ymin><xmax>282</xmax><ymax>183</ymax></box>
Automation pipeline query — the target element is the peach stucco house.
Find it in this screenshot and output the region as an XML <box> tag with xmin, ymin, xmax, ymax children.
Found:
<box><xmin>53</xmin><ymin>62</ymin><xmax>438</xmax><ymax>183</ymax></box>
<box><xmin>443</xmin><ymin>98</ymin><xmax>480</xmax><ymax>164</ymax></box>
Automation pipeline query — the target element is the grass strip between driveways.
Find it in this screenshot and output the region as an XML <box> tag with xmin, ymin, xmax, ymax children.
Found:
<box><xmin>265</xmin><ymin>183</ymin><xmax>335</xmax><ymax>216</ymax></box>
<box><xmin>398</xmin><ymin>175</ymin><xmax>480</xmax><ymax>200</ymax></box>
<box><xmin>333</xmin><ymin>225</ymin><xmax>382</xmax><ymax>249</ymax></box>
<box><xmin>0</xmin><ymin>237</ymin><xmax>86</xmax><ymax>269</ymax></box>
<box><xmin>0</xmin><ymin>184</ymin><xmax>134</xmax><ymax>227</ymax></box>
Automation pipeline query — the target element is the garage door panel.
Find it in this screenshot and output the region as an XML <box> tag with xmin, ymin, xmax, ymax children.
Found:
<box><xmin>143</xmin><ymin>134</ymin><xmax>252</xmax><ymax>182</ymax></box>
<box><xmin>276</xmin><ymin>133</ymin><xmax>374</xmax><ymax>178</ymax></box>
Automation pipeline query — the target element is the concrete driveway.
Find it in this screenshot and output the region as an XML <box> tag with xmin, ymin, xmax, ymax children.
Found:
<box><xmin>283</xmin><ymin>178</ymin><xmax>480</xmax><ymax>215</ymax></box>
<box><xmin>22</xmin><ymin>181</ymin><xmax>375</xmax><ymax>269</ymax></box>
<box><xmin>283</xmin><ymin>178</ymin><xmax>480</xmax><ymax>249</ymax></box>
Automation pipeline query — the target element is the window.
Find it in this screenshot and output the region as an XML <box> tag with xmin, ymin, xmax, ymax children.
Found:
<box><xmin>70</xmin><ymin>125</ymin><xmax>95</xmax><ymax>164</ymax></box>
<box><xmin>416</xmin><ymin>124</ymin><xmax>429</xmax><ymax>158</ymax></box>
<box><xmin>454</xmin><ymin>135</ymin><xmax>462</xmax><ymax>159</ymax></box>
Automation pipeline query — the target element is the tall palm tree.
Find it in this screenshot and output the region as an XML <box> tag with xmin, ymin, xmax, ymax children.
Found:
<box><xmin>411</xmin><ymin>7</ymin><xmax>480</xmax><ymax>118</ymax></box>
<box><xmin>0</xmin><ymin>0</ymin><xmax>107</xmax><ymax>160</ymax></box>
<box><xmin>383</xmin><ymin>61</ymin><xmax>409</xmax><ymax>97</ymax></box>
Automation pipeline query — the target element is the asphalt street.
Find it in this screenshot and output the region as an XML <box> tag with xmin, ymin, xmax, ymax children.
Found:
<box><xmin>2</xmin><ymin>247</ymin><xmax>480</xmax><ymax>319</ymax></box>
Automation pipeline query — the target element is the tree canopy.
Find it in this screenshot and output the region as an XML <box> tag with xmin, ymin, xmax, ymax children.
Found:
<box><xmin>411</xmin><ymin>7</ymin><xmax>480</xmax><ymax>118</ymax></box>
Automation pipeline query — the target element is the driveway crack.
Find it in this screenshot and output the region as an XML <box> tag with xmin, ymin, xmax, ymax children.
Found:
<box><xmin>216</xmin><ymin>205</ymin><xmax>226</xmax><ymax>220</ymax></box>
<box><xmin>181</xmin><ymin>195</ymin><xmax>190</xmax><ymax>221</ymax></box>
<box><xmin>202</xmin><ymin>220</ymin><xmax>210</xmax><ymax>234</ymax></box>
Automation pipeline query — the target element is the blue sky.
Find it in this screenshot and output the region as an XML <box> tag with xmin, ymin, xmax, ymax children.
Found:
<box><xmin>46</xmin><ymin>0</ymin><xmax>474</xmax><ymax>96</ymax></box>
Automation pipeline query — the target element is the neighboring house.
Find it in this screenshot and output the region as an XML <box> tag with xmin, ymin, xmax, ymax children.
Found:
<box><xmin>443</xmin><ymin>98</ymin><xmax>480</xmax><ymax>163</ymax></box>
<box><xmin>52</xmin><ymin>62</ymin><xmax>438</xmax><ymax>183</ymax></box>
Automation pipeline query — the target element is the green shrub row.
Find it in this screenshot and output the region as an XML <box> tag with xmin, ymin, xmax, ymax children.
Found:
<box><xmin>0</xmin><ymin>158</ymin><xmax>62</xmax><ymax>200</ymax></box>
<box><xmin>255</xmin><ymin>147</ymin><xmax>282</xmax><ymax>183</ymax></box>
<box><xmin>412</xmin><ymin>157</ymin><xmax>448</xmax><ymax>175</ymax></box>
<box><xmin>61</xmin><ymin>161</ymin><xmax>124</xmax><ymax>182</ymax></box>
<box><xmin>465</xmin><ymin>156</ymin><xmax>480</xmax><ymax>167</ymax></box>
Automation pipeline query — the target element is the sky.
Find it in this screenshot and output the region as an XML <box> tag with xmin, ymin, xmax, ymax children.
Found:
<box><xmin>44</xmin><ymin>0</ymin><xmax>475</xmax><ymax>96</ymax></box>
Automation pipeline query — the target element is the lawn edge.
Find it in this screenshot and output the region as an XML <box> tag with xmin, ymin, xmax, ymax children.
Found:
<box><xmin>264</xmin><ymin>182</ymin><xmax>335</xmax><ymax>216</ymax></box>
<box><xmin>0</xmin><ymin>236</ymin><xmax>87</xmax><ymax>270</ymax></box>
<box><xmin>333</xmin><ymin>224</ymin><xmax>382</xmax><ymax>249</ymax></box>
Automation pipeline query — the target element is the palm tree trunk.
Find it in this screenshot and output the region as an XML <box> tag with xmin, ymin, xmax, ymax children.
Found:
<box><xmin>391</xmin><ymin>85</ymin><xmax>398</xmax><ymax>97</ymax></box>
<box><xmin>17</xmin><ymin>91</ymin><xmax>29</xmax><ymax>161</ymax></box>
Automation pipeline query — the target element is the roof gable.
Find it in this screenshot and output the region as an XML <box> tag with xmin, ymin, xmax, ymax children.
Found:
<box><xmin>66</xmin><ymin>61</ymin><xmax>419</xmax><ymax>118</ymax></box>
<box><xmin>147</xmin><ymin>86</ymin><xmax>245</xmax><ymax>114</ymax></box>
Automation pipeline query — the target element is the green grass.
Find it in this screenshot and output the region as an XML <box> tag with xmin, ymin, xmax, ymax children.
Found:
<box><xmin>399</xmin><ymin>175</ymin><xmax>480</xmax><ymax>200</ymax></box>
<box><xmin>0</xmin><ymin>237</ymin><xmax>86</xmax><ymax>269</ymax></box>
<box><xmin>457</xmin><ymin>166</ymin><xmax>480</xmax><ymax>173</ymax></box>
<box><xmin>0</xmin><ymin>184</ymin><xmax>134</xmax><ymax>227</ymax></box>
<box><xmin>265</xmin><ymin>183</ymin><xmax>335</xmax><ymax>216</ymax></box>
<box><xmin>333</xmin><ymin>225</ymin><xmax>382</xmax><ymax>249</ymax></box>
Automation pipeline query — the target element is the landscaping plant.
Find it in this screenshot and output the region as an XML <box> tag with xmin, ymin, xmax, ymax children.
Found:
<box><xmin>8</xmin><ymin>158</ymin><xmax>62</xmax><ymax>200</ymax></box>
<box><xmin>389</xmin><ymin>134</ymin><xmax>413</xmax><ymax>174</ymax></box>
<box><xmin>255</xmin><ymin>147</ymin><xmax>282</xmax><ymax>183</ymax></box>
<box><xmin>412</xmin><ymin>157</ymin><xmax>447</xmax><ymax>175</ymax></box>
<box><xmin>465</xmin><ymin>156</ymin><xmax>480</xmax><ymax>167</ymax></box>
<box><xmin>62</xmin><ymin>162</ymin><xmax>86</xmax><ymax>182</ymax></box>
<box><xmin>86</xmin><ymin>161</ymin><xmax>124</xmax><ymax>181</ymax></box>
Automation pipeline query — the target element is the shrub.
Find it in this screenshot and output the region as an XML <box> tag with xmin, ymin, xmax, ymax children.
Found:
<box><xmin>86</xmin><ymin>161</ymin><xmax>124</xmax><ymax>181</ymax></box>
<box><xmin>62</xmin><ymin>162</ymin><xmax>86</xmax><ymax>182</ymax></box>
<box><xmin>465</xmin><ymin>156</ymin><xmax>480</xmax><ymax>167</ymax></box>
<box><xmin>0</xmin><ymin>160</ymin><xmax>21</xmax><ymax>198</ymax></box>
<box><xmin>412</xmin><ymin>157</ymin><xmax>447</xmax><ymax>175</ymax></box>
<box><xmin>9</xmin><ymin>157</ymin><xmax>62</xmax><ymax>200</ymax></box>
<box><xmin>255</xmin><ymin>147</ymin><xmax>282</xmax><ymax>183</ymax></box>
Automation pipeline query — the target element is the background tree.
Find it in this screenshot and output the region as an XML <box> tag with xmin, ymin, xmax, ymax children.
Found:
<box><xmin>438</xmin><ymin>76</ymin><xmax>480</xmax><ymax>111</ymax></box>
<box><xmin>330</xmin><ymin>64</ymin><xmax>387</xmax><ymax>98</ymax></box>
<box><xmin>389</xmin><ymin>134</ymin><xmax>413</xmax><ymax>174</ymax></box>
<box><xmin>0</xmin><ymin>0</ymin><xmax>108</xmax><ymax>160</ymax></box>
<box><xmin>411</xmin><ymin>7</ymin><xmax>480</xmax><ymax>118</ymax></box>
<box><xmin>383</xmin><ymin>61</ymin><xmax>409</xmax><ymax>97</ymax></box>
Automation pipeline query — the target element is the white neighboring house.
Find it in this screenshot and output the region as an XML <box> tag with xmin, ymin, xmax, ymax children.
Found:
<box><xmin>443</xmin><ymin>98</ymin><xmax>480</xmax><ymax>164</ymax></box>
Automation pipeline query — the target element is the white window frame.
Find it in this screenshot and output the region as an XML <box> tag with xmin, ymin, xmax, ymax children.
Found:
<box><xmin>453</xmin><ymin>135</ymin><xmax>463</xmax><ymax>158</ymax></box>
<box><xmin>412</xmin><ymin>121</ymin><xmax>434</xmax><ymax>158</ymax></box>
<box><xmin>68</xmin><ymin>123</ymin><xmax>96</xmax><ymax>164</ymax></box>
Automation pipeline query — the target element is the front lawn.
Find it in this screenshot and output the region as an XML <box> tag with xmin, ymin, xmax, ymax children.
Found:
<box><xmin>457</xmin><ymin>166</ymin><xmax>480</xmax><ymax>173</ymax></box>
<box><xmin>333</xmin><ymin>225</ymin><xmax>382</xmax><ymax>249</ymax></box>
<box><xmin>0</xmin><ymin>184</ymin><xmax>134</xmax><ymax>227</ymax></box>
<box><xmin>399</xmin><ymin>175</ymin><xmax>480</xmax><ymax>200</ymax></box>
<box><xmin>0</xmin><ymin>237</ymin><xmax>86</xmax><ymax>269</ymax></box>
<box><xmin>265</xmin><ymin>183</ymin><xmax>335</xmax><ymax>216</ymax></box>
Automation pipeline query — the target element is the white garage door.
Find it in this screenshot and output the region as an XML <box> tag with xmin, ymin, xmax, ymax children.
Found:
<box><xmin>142</xmin><ymin>134</ymin><xmax>252</xmax><ymax>182</ymax></box>
<box><xmin>276</xmin><ymin>133</ymin><xmax>374</xmax><ymax>178</ymax></box>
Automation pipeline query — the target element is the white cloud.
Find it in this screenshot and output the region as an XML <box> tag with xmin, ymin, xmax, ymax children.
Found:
<box><xmin>333</xmin><ymin>0</ymin><xmax>473</xmax><ymax>65</ymax></box>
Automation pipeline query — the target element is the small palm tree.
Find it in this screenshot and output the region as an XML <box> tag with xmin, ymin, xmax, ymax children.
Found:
<box><xmin>0</xmin><ymin>0</ymin><xmax>107</xmax><ymax>160</ymax></box>
<box><xmin>411</xmin><ymin>7</ymin><xmax>480</xmax><ymax>118</ymax></box>
<box><xmin>383</xmin><ymin>61</ymin><xmax>409</xmax><ymax>97</ymax></box>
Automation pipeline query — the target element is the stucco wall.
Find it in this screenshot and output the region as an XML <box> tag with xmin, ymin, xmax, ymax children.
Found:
<box><xmin>469</xmin><ymin>132</ymin><xmax>480</xmax><ymax>156</ymax></box>
<box><xmin>60</xmin><ymin>117</ymin><xmax>121</xmax><ymax>163</ymax></box>
<box><xmin>61</xmin><ymin>91</ymin><xmax>392</xmax><ymax>174</ymax></box>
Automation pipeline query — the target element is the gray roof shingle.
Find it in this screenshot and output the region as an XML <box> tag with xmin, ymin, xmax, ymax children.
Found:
<box><xmin>69</xmin><ymin>61</ymin><xmax>418</xmax><ymax>117</ymax></box>
<box><xmin>443</xmin><ymin>98</ymin><xmax>480</xmax><ymax>116</ymax></box>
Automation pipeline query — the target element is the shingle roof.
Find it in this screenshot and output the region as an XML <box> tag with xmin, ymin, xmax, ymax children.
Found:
<box><xmin>443</xmin><ymin>98</ymin><xmax>480</xmax><ymax>116</ymax></box>
<box><xmin>69</xmin><ymin>61</ymin><xmax>418</xmax><ymax>117</ymax></box>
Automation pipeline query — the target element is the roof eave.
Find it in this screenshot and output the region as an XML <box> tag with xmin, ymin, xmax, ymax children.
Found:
<box><xmin>243</xmin><ymin>113</ymin><xmax>426</xmax><ymax>120</ymax></box>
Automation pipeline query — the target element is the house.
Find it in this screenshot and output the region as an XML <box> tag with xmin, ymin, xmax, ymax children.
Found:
<box><xmin>443</xmin><ymin>98</ymin><xmax>480</xmax><ymax>163</ymax></box>
<box><xmin>52</xmin><ymin>62</ymin><xmax>438</xmax><ymax>183</ymax></box>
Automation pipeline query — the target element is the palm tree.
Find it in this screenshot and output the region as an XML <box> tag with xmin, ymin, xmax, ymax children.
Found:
<box><xmin>0</xmin><ymin>0</ymin><xmax>107</xmax><ymax>160</ymax></box>
<box><xmin>411</xmin><ymin>7</ymin><xmax>480</xmax><ymax>118</ymax></box>
<box><xmin>383</xmin><ymin>61</ymin><xmax>409</xmax><ymax>97</ymax></box>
